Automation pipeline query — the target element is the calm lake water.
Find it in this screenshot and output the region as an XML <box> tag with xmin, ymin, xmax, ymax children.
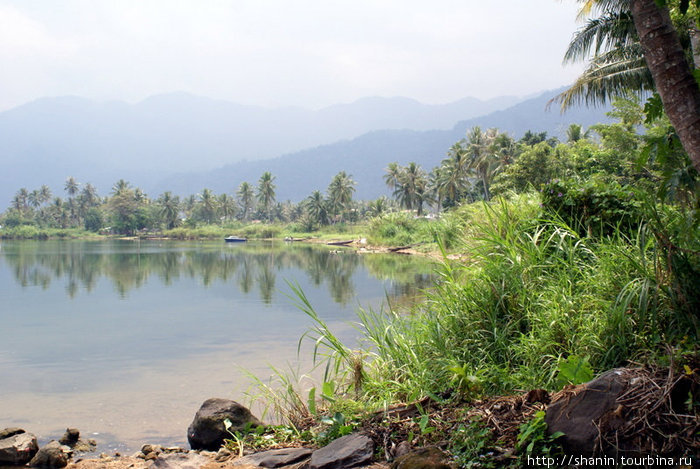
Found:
<box><xmin>0</xmin><ymin>239</ymin><xmax>434</xmax><ymax>452</ymax></box>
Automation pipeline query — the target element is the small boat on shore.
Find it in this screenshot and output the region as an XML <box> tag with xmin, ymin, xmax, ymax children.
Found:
<box><xmin>224</xmin><ymin>236</ymin><xmax>247</xmax><ymax>243</ymax></box>
<box><xmin>326</xmin><ymin>239</ymin><xmax>353</xmax><ymax>246</ymax></box>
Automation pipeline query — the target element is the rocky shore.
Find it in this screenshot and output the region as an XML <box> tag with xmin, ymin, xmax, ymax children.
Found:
<box><xmin>3</xmin><ymin>367</ymin><xmax>697</xmax><ymax>469</ymax></box>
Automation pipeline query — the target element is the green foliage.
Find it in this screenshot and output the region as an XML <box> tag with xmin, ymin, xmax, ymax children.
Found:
<box><xmin>451</xmin><ymin>421</ymin><xmax>500</xmax><ymax>469</ymax></box>
<box><xmin>368</xmin><ymin>212</ymin><xmax>432</xmax><ymax>246</ymax></box>
<box><xmin>491</xmin><ymin>142</ymin><xmax>572</xmax><ymax>195</ymax></box>
<box><xmin>316</xmin><ymin>411</ymin><xmax>355</xmax><ymax>445</ymax></box>
<box><xmin>83</xmin><ymin>208</ymin><xmax>104</xmax><ymax>232</ymax></box>
<box><xmin>541</xmin><ymin>178</ymin><xmax>643</xmax><ymax>237</ymax></box>
<box><xmin>224</xmin><ymin>420</ymin><xmax>309</xmax><ymax>455</ymax></box>
<box><xmin>515</xmin><ymin>411</ymin><xmax>564</xmax><ymax>461</ymax></box>
<box><xmin>277</xmin><ymin>194</ymin><xmax>697</xmax><ymax>412</ymax></box>
<box><xmin>448</xmin><ymin>363</ymin><xmax>483</xmax><ymax>400</ymax></box>
<box><xmin>555</xmin><ymin>355</ymin><xmax>594</xmax><ymax>389</ymax></box>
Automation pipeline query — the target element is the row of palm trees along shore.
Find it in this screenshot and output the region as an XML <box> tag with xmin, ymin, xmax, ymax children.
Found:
<box><xmin>1</xmin><ymin>125</ymin><xmax>603</xmax><ymax>237</ymax></box>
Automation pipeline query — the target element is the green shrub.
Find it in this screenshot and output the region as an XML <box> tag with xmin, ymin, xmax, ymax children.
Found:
<box><xmin>541</xmin><ymin>178</ymin><xmax>643</xmax><ymax>237</ymax></box>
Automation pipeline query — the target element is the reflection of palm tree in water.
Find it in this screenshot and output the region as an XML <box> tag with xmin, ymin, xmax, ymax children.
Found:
<box><xmin>3</xmin><ymin>241</ymin><xmax>432</xmax><ymax>305</ymax></box>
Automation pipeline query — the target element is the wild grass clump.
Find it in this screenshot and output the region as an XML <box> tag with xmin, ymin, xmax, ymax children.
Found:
<box><xmin>367</xmin><ymin>211</ymin><xmax>465</xmax><ymax>249</ymax></box>
<box><xmin>237</xmin><ymin>224</ymin><xmax>283</xmax><ymax>239</ymax></box>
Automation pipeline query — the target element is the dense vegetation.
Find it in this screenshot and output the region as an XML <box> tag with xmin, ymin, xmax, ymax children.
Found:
<box><xmin>2</xmin><ymin>0</ymin><xmax>699</xmax><ymax>464</ymax></box>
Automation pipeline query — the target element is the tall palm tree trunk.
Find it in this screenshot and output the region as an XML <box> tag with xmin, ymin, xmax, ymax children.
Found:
<box><xmin>630</xmin><ymin>0</ymin><xmax>700</xmax><ymax>173</ymax></box>
<box><xmin>481</xmin><ymin>172</ymin><xmax>491</xmax><ymax>201</ymax></box>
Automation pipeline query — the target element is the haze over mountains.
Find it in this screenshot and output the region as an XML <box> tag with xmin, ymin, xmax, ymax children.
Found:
<box><xmin>0</xmin><ymin>88</ymin><xmax>610</xmax><ymax>205</ymax></box>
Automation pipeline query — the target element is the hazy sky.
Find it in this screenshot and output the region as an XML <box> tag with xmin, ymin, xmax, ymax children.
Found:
<box><xmin>0</xmin><ymin>0</ymin><xmax>586</xmax><ymax>111</ymax></box>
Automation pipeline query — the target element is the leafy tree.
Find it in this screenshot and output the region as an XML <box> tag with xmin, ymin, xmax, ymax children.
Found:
<box><xmin>84</xmin><ymin>208</ymin><xmax>104</xmax><ymax>232</ymax></box>
<box><xmin>566</xmin><ymin>124</ymin><xmax>591</xmax><ymax>143</ymax></box>
<box><xmin>492</xmin><ymin>142</ymin><xmax>573</xmax><ymax>193</ymax></box>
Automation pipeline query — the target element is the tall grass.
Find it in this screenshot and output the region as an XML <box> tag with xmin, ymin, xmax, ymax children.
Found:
<box><xmin>252</xmin><ymin>193</ymin><xmax>698</xmax><ymax>416</ymax></box>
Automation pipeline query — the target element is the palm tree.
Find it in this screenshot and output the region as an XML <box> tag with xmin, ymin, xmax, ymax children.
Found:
<box><xmin>383</xmin><ymin>162</ymin><xmax>402</xmax><ymax>191</ymax></box>
<box><xmin>394</xmin><ymin>162</ymin><xmax>430</xmax><ymax>215</ymax></box>
<box><xmin>630</xmin><ymin>0</ymin><xmax>700</xmax><ymax>172</ymax></box>
<box><xmin>198</xmin><ymin>188</ymin><xmax>218</xmax><ymax>224</ymax></box>
<box><xmin>466</xmin><ymin>127</ymin><xmax>499</xmax><ymax>201</ymax></box>
<box><xmin>12</xmin><ymin>188</ymin><xmax>29</xmax><ymax>213</ymax></box>
<box><xmin>366</xmin><ymin>196</ymin><xmax>390</xmax><ymax>217</ymax></box>
<box><xmin>182</xmin><ymin>194</ymin><xmax>197</xmax><ymax>220</ymax></box>
<box><xmin>49</xmin><ymin>197</ymin><xmax>68</xmax><ymax>228</ymax></box>
<box><xmin>327</xmin><ymin>171</ymin><xmax>356</xmax><ymax>222</ymax></box>
<box><xmin>157</xmin><ymin>191</ymin><xmax>180</xmax><ymax>229</ymax></box>
<box><xmin>554</xmin><ymin>3</ymin><xmax>652</xmax><ymax>109</ymax></box>
<box><xmin>236</xmin><ymin>182</ymin><xmax>255</xmax><ymax>221</ymax></box>
<box><xmin>39</xmin><ymin>185</ymin><xmax>52</xmax><ymax>205</ymax></box>
<box><xmin>218</xmin><ymin>193</ymin><xmax>237</xmax><ymax>222</ymax></box>
<box><xmin>64</xmin><ymin>177</ymin><xmax>80</xmax><ymax>225</ymax></box>
<box><xmin>437</xmin><ymin>142</ymin><xmax>471</xmax><ymax>207</ymax></box>
<box><xmin>64</xmin><ymin>177</ymin><xmax>79</xmax><ymax>198</ymax></box>
<box><xmin>256</xmin><ymin>172</ymin><xmax>276</xmax><ymax>222</ymax></box>
<box><xmin>112</xmin><ymin>179</ymin><xmax>131</xmax><ymax>196</ymax></box>
<box><xmin>559</xmin><ymin>0</ymin><xmax>700</xmax><ymax>172</ymax></box>
<box><xmin>305</xmin><ymin>190</ymin><xmax>330</xmax><ymax>225</ymax></box>
<box><xmin>28</xmin><ymin>190</ymin><xmax>41</xmax><ymax>209</ymax></box>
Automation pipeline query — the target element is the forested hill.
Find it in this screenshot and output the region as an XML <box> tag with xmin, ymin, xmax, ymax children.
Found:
<box><xmin>0</xmin><ymin>92</ymin><xmax>519</xmax><ymax>205</ymax></box>
<box><xmin>155</xmin><ymin>88</ymin><xmax>612</xmax><ymax>201</ymax></box>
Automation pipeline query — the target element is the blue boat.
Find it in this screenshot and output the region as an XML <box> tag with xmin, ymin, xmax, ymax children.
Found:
<box><xmin>224</xmin><ymin>236</ymin><xmax>247</xmax><ymax>243</ymax></box>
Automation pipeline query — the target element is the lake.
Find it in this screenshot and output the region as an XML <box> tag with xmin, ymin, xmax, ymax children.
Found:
<box><xmin>0</xmin><ymin>239</ymin><xmax>434</xmax><ymax>452</ymax></box>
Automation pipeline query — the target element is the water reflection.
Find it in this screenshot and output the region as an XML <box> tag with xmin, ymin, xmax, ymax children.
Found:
<box><xmin>0</xmin><ymin>239</ymin><xmax>437</xmax><ymax>450</ymax></box>
<box><xmin>0</xmin><ymin>240</ymin><xmax>435</xmax><ymax>304</ymax></box>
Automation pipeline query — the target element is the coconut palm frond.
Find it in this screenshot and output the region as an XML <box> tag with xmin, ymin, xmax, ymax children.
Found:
<box><xmin>554</xmin><ymin>55</ymin><xmax>653</xmax><ymax>110</ymax></box>
<box><xmin>565</xmin><ymin>12</ymin><xmax>637</xmax><ymax>63</ymax></box>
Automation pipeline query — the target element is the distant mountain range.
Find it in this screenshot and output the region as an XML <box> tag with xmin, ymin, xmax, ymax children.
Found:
<box><xmin>155</xmin><ymin>88</ymin><xmax>613</xmax><ymax>201</ymax></box>
<box><xmin>0</xmin><ymin>88</ymin><xmax>610</xmax><ymax>205</ymax></box>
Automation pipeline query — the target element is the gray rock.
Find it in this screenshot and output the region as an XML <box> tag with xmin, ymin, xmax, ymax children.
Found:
<box><xmin>57</xmin><ymin>428</ymin><xmax>96</xmax><ymax>453</ymax></box>
<box><xmin>392</xmin><ymin>441</ymin><xmax>411</xmax><ymax>459</ymax></box>
<box><xmin>187</xmin><ymin>398</ymin><xmax>262</xmax><ymax>451</ymax></box>
<box><xmin>153</xmin><ymin>452</ymin><xmax>211</xmax><ymax>469</ymax></box>
<box><xmin>29</xmin><ymin>441</ymin><xmax>68</xmax><ymax>469</ymax></box>
<box><xmin>71</xmin><ymin>439</ymin><xmax>97</xmax><ymax>453</ymax></box>
<box><xmin>58</xmin><ymin>429</ymin><xmax>80</xmax><ymax>446</ymax></box>
<box><xmin>391</xmin><ymin>447</ymin><xmax>452</xmax><ymax>469</ymax></box>
<box><xmin>0</xmin><ymin>428</ymin><xmax>25</xmax><ymax>440</ymax></box>
<box><xmin>0</xmin><ymin>431</ymin><xmax>39</xmax><ymax>465</ymax></box>
<box><xmin>308</xmin><ymin>434</ymin><xmax>374</xmax><ymax>469</ymax></box>
<box><xmin>545</xmin><ymin>369</ymin><xmax>627</xmax><ymax>456</ymax></box>
<box><xmin>234</xmin><ymin>447</ymin><xmax>312</xmax><ymax>467</ymax></box>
